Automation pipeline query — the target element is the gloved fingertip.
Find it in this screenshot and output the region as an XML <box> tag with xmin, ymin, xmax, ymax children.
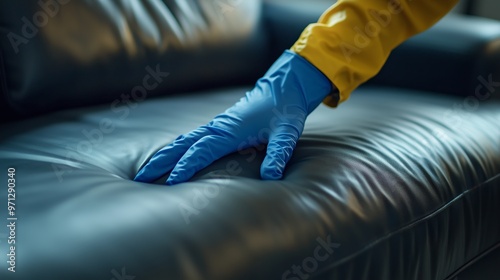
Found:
<box><xmin>133</xmin><ymin>174</ymin><xmax>143</xmax><ymax>182</ymax></box>
<box><xmin>166</xmin><ymin>178</ymin><xmax>183</xmax><ymax>186</ymax></box>
<box><xmin>165</xmin><ymin>178</ymin><xmax>176</xmax><ymax>186</ymax></box>
<box><xmin>133</xmin><ymin>168</ymin><xmax>149</xmax><ymax>182</ymax></box>
<box><xmin>166</xmin><ymin>172</ymin><xmax>184</xmax><ymax>186</ymax></box>
<box><xmin>260</xmin><ymin>165</ymin><xmax>284</xmax><ymax>180</ymax></box>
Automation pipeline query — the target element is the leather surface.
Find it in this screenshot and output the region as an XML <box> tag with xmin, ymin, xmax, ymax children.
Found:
<box><xmin>372</xmin><ymin>14</ymin><xmax>500</xmax><ymax>98</ymax></box>
<box><xmin>2</xmin><ymin>0</ymin><xmax>500</xmax><ymax>122</ymax></box>
<box><xmin>0</xmin><ymin>0</ymin><xmax>267</xmax><ymax>119</ymax></box>
<box><xmin>446</xmin><ymin>244</ymin><xmax>500</xmax><ymax>280</ymax></box>
<box><xmin>0</xmin><ymin>86</ymin><xmax>499</xmax><ymax>280</ymax></box>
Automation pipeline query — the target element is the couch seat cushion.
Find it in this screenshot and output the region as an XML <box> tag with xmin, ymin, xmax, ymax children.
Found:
<box><xmin>0</xmin><ymin>86</ymin><xmax>499</xmax><ymax>280</ymax></box>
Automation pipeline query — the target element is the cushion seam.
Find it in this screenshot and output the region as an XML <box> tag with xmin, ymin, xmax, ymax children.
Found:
<box><xmin>315</xmin><ymin>173</ymin><xmax>500</xmax><ymax>276</ymax></box>
<box><xmin>443</xmin><ymin>242</ymin><xmax>500</xmax><ymax>280</ymax></box>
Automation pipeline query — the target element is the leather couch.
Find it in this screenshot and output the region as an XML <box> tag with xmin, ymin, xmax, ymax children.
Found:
<box><xmin>1</xmin><ymin>1</ymin><xmax>499</xmax><ymax>279</ymax></box>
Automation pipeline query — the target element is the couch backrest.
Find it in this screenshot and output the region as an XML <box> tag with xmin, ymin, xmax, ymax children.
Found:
<box><xmin>0</xmin><ymin>0</ymin><xmax>268</xmax><ymax>121</ymax></box>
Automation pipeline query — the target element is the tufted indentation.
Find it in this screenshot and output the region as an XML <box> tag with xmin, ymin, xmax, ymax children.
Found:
<box><xmin>0</xmin><ymin>86</ymin><xmax>499</xmax><ymax>280</ymax></box>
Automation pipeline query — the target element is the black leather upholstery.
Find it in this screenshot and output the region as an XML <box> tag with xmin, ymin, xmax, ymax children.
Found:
<box><xmin>0</xmin><ymin>87</ymin><xmax>499</xmax><ymax>280</ymax></box>
<box><xmin>0</xmin><ymin>0</ymin><xmax>267</xmax><ymax>120</ymax></box>
<box><xmin>372</xmin><ymin>14</ymin><xmax>500</xmax><ymax>97</ymax></box>
<box><xmin>0</xmin><ymin>1</ymin><xmax>499</xmax><ymax>280</ymax></box>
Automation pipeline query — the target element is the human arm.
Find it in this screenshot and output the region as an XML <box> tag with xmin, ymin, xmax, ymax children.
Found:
<box><xmin>134</xmin><ymin>0</ymin><xmax>458</xmax><ymax>185</ymax></box>
<box><xmin>291</xmin><ymin>0</ymin><xmax>458</xmax><ymax>107</ymax></box>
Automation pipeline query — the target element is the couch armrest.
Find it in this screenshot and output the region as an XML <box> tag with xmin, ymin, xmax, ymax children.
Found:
<box><xmin>264</xmin><ymin>1</ymin><xmax>500</xmax><ymax>98</ymax></box>
<box><xmin>372</xmin><ymin>14</ymin><xmax>500</xmax><ymax>97</ymax></box>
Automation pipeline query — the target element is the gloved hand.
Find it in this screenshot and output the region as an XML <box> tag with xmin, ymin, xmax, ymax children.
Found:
<box><xmin>134</xmin><ymin>50</ymin><xmax>333</xmax><ymax>185</ymax></box>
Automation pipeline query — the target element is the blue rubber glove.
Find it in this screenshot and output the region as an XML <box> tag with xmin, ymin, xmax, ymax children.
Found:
<box><xmin>134</xmin><ymin>50</ymin><xmax>333</xmax><ymax>185</ymax></box>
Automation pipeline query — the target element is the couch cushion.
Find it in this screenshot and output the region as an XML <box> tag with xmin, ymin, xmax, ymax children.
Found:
<box><xmin>0</xmin><ymin>87</ymin><xmax>499</xmax><ymax>280</ymax></box>
<box><xmin>0</xmin><ymin>0</ymin><xmax>267</xmax><ymax>120</ymax></box>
